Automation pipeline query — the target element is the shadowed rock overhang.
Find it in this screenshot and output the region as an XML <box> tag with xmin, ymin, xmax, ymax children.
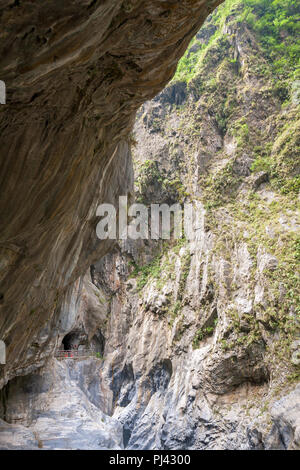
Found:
<box><xmin>0</xmin><ymin>1</ymin><xmax>223</xmax><ymax>387</ymax></box>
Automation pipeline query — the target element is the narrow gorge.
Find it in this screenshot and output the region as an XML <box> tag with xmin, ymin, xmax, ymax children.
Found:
<box><xmin>0</xmin><ymin>0</ymin><xmax>299</xmax><ymax>451</ymax></box>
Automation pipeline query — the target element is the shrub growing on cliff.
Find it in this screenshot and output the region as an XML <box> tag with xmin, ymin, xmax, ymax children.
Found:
<box><xmin>244</xmin><ymin>0</ymin><xmax>300</xmax><ymax>76</ymax></box>
<box><xmin>192</xmin><ymin>323</ymin><xmax>216</xmax><ymax>349</ymax></box>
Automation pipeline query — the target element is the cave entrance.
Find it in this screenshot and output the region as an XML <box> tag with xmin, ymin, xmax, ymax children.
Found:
<box><xmin>61</xmin><ymin>330</ymin><xmax>105</xmax><ymax>355</ymax></box>
<box><xmin>90</xmin><ymin>331</ymin><xmax>105</xmax><ymax>357</ymax></box>
<box><xmin>62</xmin><ymin>332</ymin><xmax>81</xmax><ymax>351</ymax></box>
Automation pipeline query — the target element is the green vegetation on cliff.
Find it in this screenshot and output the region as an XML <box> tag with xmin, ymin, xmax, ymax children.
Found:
<box><xmin>132</xmin><ymin>0</ymin><xmax>300</xmax><ymax>388</ymax></box>
<box><xmin>174</xmin><ymin>0</ymin><xmax>300</xmax><ymax>83</ymax></box>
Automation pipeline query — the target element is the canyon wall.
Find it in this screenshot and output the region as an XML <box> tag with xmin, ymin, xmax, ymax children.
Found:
<box><xmin>0</xmin><ymin>0</ymin><xmax>299</xmax><ymax>450</ymax></box>
<box><xmin>0</xmin><ymin>0</ymin><xmax>222</xmax><ymax>388</ymax></box>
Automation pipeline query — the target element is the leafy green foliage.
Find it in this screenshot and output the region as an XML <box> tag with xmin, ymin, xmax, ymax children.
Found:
<box><xmin>251</xmin><ymin>117</ymin><xmax>300</xmax><ymax>195</ymax></box>
<box><xmin>135</xmin><ymin>160</ymin><xmax>162</xmax><ymax>199</ymax></box>
<box><xmin>130</xmin><ymin>254</ymin><xmax>163</xmax><ymax>290</ymax></box>
<box><xmin>192</xmin><ymin>320</ymin><xmax>217</xmax><ymax>349</ymax></box>
<box><xmin>174</xmin><ymin>0</ymin><xmax>300</xmax><ymax>83</ymax></box>
<box><xmin>94</xmin><ymin>352</ymin><xmax>103</xmax><ymax>360</ymax></box>
<box><xmin>232</xmin><ymin>120</ymin><xmax>249</xmax><ymax>148</ymax></box>
<box><xmin>243</xmin><ymin>0</ymin><xmax>300</xmax><ymax>77</ymax></box>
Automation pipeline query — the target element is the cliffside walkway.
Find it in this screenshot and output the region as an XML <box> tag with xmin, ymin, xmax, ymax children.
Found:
<box><xmin>55</xmin><ymin>349</ymin><xmax>97</xmax><ymax>359</ymax></box>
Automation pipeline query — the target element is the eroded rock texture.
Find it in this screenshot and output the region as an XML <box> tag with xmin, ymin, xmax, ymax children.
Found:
<box><xmin>0</xmin><ymin>0</ymin><xmax>299</xmax><ymax>450</ymax></box>
<box><xmin>0</xmin><ymin>358</ymin><xmax>123</xmax><ymax>449</ymax></box>
<box><xmin>0</xmin><ymin>0</ymin><xmax>223</xmax><ymax>387</ymax></box>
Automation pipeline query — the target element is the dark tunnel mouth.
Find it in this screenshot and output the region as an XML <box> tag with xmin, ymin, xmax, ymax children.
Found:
<box><xmin>62</xmin><ymin>332</ymin><xmax>81</xmax><ymax>350</ymax></box>
<box><xmin>61</xmin><ymin>330</ymin><xmax>105</xmax><ymax>354</ymax></box>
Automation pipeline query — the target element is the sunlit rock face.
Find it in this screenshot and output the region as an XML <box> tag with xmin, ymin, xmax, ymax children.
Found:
<box><xmin>1</xmin><ymin>0</ymin><xmax>299</xmax><ymax>451</ymax></box>
<box><xmin>0</xmin><ymin>358</ymin><xmax>124</xmax><ymax>450</ymax></box>
<box><xmin>0</xmin><ymin>0</ymin><xmax>223</xmax><ymax>387</ymax></box>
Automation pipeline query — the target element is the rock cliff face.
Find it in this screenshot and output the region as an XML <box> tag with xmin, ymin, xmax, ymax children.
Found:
<box><xmin>0</xmin><ymin>0</ymin><xmax>300</xmax><ymax>450</ymax></box>
<box><xmin>0</xmin><ymin>0</ymin><xmax>222</xmax><ymax>388</ymax></box>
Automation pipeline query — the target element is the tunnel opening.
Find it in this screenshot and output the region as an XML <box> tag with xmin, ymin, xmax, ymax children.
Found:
<box><xmin>62</xmin><ymin>331</ymin><xmax>83</xmax><ymax>350</ymax></box>
<box><xmin>61</xmin><ymin>329</ymin><xmax>105</xmax><ymax>356</ymax></box>
<box><xmin>90</xmin><ymin>330</ymin><xmax>105</xmax><ymax>356</ymax></box>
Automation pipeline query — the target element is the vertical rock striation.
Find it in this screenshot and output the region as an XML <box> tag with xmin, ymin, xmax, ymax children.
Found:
<box><xmin>0</xmin><ymin>0</ymin><xmax>223</xmax><ymax>387</ymax></box>
<box><xmin>0</xmin><ymin>0</ymin><xmax>299</xmax><ymax>450</ymax></box>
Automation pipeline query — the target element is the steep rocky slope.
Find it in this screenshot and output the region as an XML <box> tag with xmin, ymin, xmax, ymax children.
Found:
<box><xmin>0</xmin><ymin>0</ymin><xmax>222</xmax><ymax>388</ymax></box>
<box><xmin>0</xmin><ymin>0</ymin><xmax>300</xmax><ymax>450</ymax></box>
